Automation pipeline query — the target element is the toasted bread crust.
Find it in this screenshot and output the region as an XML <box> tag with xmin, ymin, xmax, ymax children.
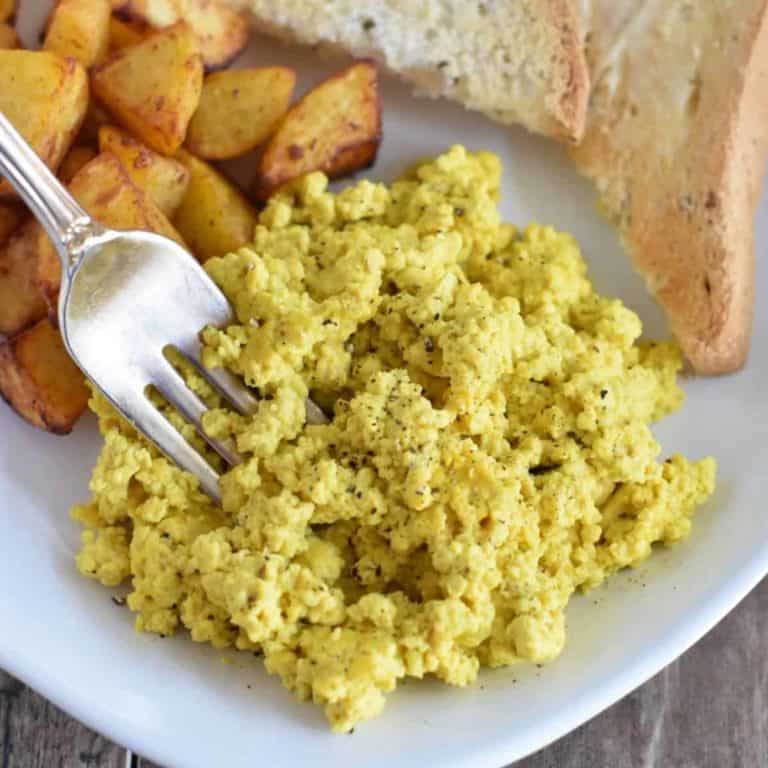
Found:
<box><xmin>545</xmin><ymin>0</ymin><xmax>590</xmax><ymax>142</ymax></box>
<box><xmin>572</xmin><ymin>0</ymin><xmax>768</xmax><ymax>374</ymax></box>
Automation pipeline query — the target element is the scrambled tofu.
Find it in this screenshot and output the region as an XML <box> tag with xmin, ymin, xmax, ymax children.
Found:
<box><xmin>73</xmin><ymin>146</ymin><xmax>716</xmax><ymax>732</ymax></box>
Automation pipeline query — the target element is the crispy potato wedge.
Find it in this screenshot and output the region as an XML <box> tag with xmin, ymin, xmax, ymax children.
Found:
<box><xmin>113</xmin><ymin>0</ymin><xmax>249</xmax><ymax>70</ymax></box>
<box><xmin>70</xmin><ymin>152</ymin><xmax>185</xmax><ymax>244</ymax></box>
<box><xmin>0</xmin><ymin>0</ymin><xmax>14</xmax><ymax>23</ymax></box>
<box><xmin>254</xmin><ymin>61</ymin><xmax>381</xmax><ymax>201</ymax></box>
<box><xmin>185</xmin><ymin>67</ymin><xmax>295</xmax><ymax>160</ymax></box>
<box><xmin>0</xmin><ymin>202</ymin><xmax>23</xmax><ymax>245</ymax></box>
<box><xmin>44</xmin><ymin>0</ymin><xmax>111</xmax><ymax>67</ymax></box>
<box><xmin>173</xmin><ymin>148</ymin><xmax>257</xmax><ymax>262</ymax></box>
<box><xmin>0</xmin><ymin>51</ymin><xmax>89</xmax><ymax>198</ymax></box>
<box><xmin>98</xmin><ymin>124</ymin><xmax>190</xmax><ymax>216</ymax></box>
<box><xmin>58</xmin><ymin>144</ymin><xmax>97</xmax><ymax>183</ymax></box>
<box><xmin>91</xmin><ymin>22</ymin><xmax>203</xmax><ymax>154</ymax></box>
<box><xmin>0</xmin><ymin>318</ymin><xmax>89</xmax><ymax>433</ymax></box>
<box><xmin>174</xmin><ymin>0</ymin><xmax>249</xmax><ymax>71</ymax></box>
<box><xmin>37</xmin><ymin>151</ymin><xmax>186</xmax><ymax>312</ymax></box>
<box><xmin>107</xmin><ymin>15</ymin><xmax>148</xmax><ymax>51</ymax></box>
<box><xmin>0</xmin><ymin>222</ymin><xmax>48</xmax><ymax>335</ymax></box>
<box><xmin>0</xmin><ymin>21</ymin><xmax>19</xmax><ymax>48</ymax></box>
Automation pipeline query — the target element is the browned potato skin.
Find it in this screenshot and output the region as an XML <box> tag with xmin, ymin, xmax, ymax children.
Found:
<box><xmin>0</xmin><ymin>21</ymin><xmax>19</xmax><ymax>48</ymax></box>
<box><xmin>173</xmin><ymin>148</ymin><xmax>257</xmax><ymax>262</ymax></box>
<box><xmin>0</xmin><ymin>0</ymin><xmax>15</xmax><ymax>24</ymax></box>
<box><xmin>91</xmin><ymin>22</ymin><xmax>203</xmax><ymax>155</ymax></box>
<box><xmin>107</xmin><ymin>15</ymin><xmax>148</xmax><ymax>51</ymax></box>
<box><xmin>254</xmin><ymin>61</ymin><xmax>382</xmax><ymax>201</ymax></box>
<box><xmin>44</xmin><ymin>0</ymin><xmax>111</xmax><ymax>67</ymax></box>
<box><xmin>98</xmin><ymin>124</ymin><xmax>190</xmax><ymax>216</ymax></box>
<box><xmin>37</xmin><ymin>151</ymin><xmax>186</xmax><ymax>314</ymax></box>
<box><xmin>185</xmin><ymin>67</ymin><xmax>295</xmax><ymax>160</ymax></box>
<box><xmin>174</xmin><ymin>0</ymin><xmax>249</xmax><ymax>71</ymax></box>
<box><xmin>58</xmin><ymin>144</ymin><xmax>98</xmax><ymax>183</ymax></box>
<box><xmin>112</xmin><ymin>0</ymin><xmax>250</xmax><ymax>70</ymax></box>
<box><xmin>0</xmin><ymin>51</ymin><xmax>89</xmax><ymax>199</ymax></box>
<box><xmin>0</xmin><ymin>222</ymin><xmax>48</xmax><ymax>336</ymax></box>
<box><xmin>0</xmin><ymin>202</ymin><xmax>23</xmax><ymax>246</ymax></box>
<box><xmin>0</xmin><ymin>318</ymin><xmax>89</xmax><ymax>433</ymax></box>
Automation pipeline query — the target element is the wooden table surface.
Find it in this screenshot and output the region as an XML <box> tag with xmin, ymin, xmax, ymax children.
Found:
<box><xmin>2</xmin><ymin>576</ymin><xmax>766</xmax><ymax>768</ymax></box>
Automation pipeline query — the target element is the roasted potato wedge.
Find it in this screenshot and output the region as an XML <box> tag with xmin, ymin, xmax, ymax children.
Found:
<box><xmin>37</xmin><ymin>151</ymin><xmax>186</xmax><ymax>312</ymax></box>
<box><xmin>98</xmin><ymin>125</ymin><xmax>190</xmax><ymax>216</ymax></box>
<box><xmin>0</xmin><ymin>318</ymin><xmax>89</xmax><ymax>433</ymax></box>
<box><xmin>173</xmin><ymin>148</ymin><xmax>257</xmax><ymax>262</ymax></box>
<box><xmin>0</xmin><ymin>222</ymin><xmax>48</xmax><ymax>335</ymax></box>
<box><xmin>0</xmin><ymin>51</ymin><xmax>89</xmax><ymax>198</ymax></box>
<box><xmin>174</xmin><ymin>0</ymin><xmax>249</xmax><ymax>71</ymax></box>
<box><xmin>91</xmin><ymin>22</ymin><xmax>203</xmax><ymax>154</ymax></box>
<box><xmin>69</xmin><ymin>152</ymin><xmax>185</xmax><ymax>244</ymax></box>
<box><xmin>58</xmin><ymin>144</ymin><xmax>97</xmax><ymax>183</ymax></box>
<box><xmin>0</xmin><ymin>202</ymin><xmax>23</xmax><ymax>245</ymax></box>
<box><xmin>185</xmin><ymin>67</ymin><xmax>295</xmax><ymax>160</ymax></box>
<box><xmin>44</xmin><ymin>0</ymin><xmax>111</xmax><ymax>67</ymax></box>
<box><xmin>254</xmin><ymin>61</ymin><xmax>381</xmax><ymax>201</ymax></box>
<box><xmin>113</xmin><ymin>0</ymin><xmax>249</xmax><ymax>69</ymax></box>
<box><xmin>0</xmin><ymin>21</ymin><xmax>19</xmax><ymax>48</ymax></box>
<box><xmin>107</xmin><ymin>15</ymin><xmax>148</xmax><ymax>51</ymax></box>
<box><xmin>0</xmin><ymin>0</ymin><xmax>14</xmax><ymax>23</ymax></box>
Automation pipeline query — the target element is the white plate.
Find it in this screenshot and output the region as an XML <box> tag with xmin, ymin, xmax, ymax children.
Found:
<box><xmin>2</xmin><ymin>5</ymin><xmax>767</xmax><ymax>767</ymax></box>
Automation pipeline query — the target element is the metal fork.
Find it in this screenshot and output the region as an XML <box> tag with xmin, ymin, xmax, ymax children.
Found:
<box><xmin>0</xmin><ymin>112</ymin><xmax>327</xmax><ymax>503</ymax></box>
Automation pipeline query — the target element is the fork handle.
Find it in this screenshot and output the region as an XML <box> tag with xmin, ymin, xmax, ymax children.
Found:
<box><xmin>0</xmin><ymin>111</ymin><xmax>95</xmax><ymax>265</ymax></box>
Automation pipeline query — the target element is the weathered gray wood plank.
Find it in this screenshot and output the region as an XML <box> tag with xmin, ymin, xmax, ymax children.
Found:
<box><xmin>515</xmin><ymin>576</ymin><xmax>768</xmax><ymax>768</ymax></box>
<box><xmin>3</xmin><ymin>576</ymin><xmax>768</xmax><ymax>767</ymax></box>
<box><xmin>0</xmin><ymin>668</ymin><xmax>124</xmax><ymax>768</ymax></box>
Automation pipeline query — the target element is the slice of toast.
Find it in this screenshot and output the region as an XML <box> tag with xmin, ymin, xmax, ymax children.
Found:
<box><xmin>572</xmin><ymin>0</ymin><xmax>768</xmax><ymax>374</ymax></box>
<box><xmin>238</xmin><ymin>0</ymin><xmax>590</xmax><ymax>142</ymax></box>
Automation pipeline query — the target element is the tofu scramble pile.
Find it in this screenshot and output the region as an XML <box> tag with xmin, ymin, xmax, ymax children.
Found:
<box><xmin>73</xmin><ymin>146</ymin><xmax>716</xmax><ymax>732</ymax></box>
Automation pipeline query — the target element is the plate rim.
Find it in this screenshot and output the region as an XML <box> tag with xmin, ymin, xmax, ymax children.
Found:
<box><xmin>2</xmin><ymin>535</ymin><xmax>767</xmax><ymax>767</ymax></box>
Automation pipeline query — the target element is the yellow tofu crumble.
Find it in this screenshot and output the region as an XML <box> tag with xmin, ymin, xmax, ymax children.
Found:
<box><xmin>73</xmin><ymin>146</ymin><xmax>715</xmax><ymax>732</ymax></box>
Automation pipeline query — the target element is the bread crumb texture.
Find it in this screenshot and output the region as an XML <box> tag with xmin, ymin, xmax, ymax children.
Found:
<box><xmin>240</xmin><ymin>0</ymin><xmax>589</xmax><ymax>140</ymax></box>
<box><xmin>73</xmin><ymin>147</ymin><xmax>715</xmax><ymax>732</ymax></box>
